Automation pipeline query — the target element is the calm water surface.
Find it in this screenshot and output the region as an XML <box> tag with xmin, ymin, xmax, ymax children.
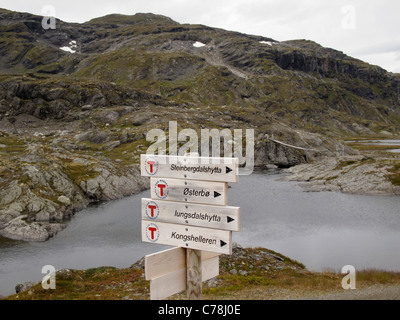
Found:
<box><xmin>346</xmin><ymin>139</ymin><xmax>400</xmax><ymax>153</ymax></box>
<box><xmin>1</xmin><ymin>170</ymin><xmax>400</xmax><ymax>297</ymax></box>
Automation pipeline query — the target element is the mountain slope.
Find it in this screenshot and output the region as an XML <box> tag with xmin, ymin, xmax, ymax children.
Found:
<box><xmin>1</xmin><ymin>9</ymin><xmax>400</xmax><ymax>136</ymax></box>
<box><xmin>0</xmin><ymin>9</ymin><xmax>400</xmax><ymax>242</ymax></box>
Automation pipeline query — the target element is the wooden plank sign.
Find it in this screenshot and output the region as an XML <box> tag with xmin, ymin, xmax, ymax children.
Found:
<box><xmin>150</xmin><ymin>177</ymin><xmax>227</xmax><ymax>206</ymax></box>
<box><xmin>140</xmin><ymin>154</ymin><xmax>239</xmax><ymax>183</ymax></box>
<box><xmin>146</xmin><ymin>248</ymin><xmax>219</xmax><ymax>300</ymax></box>
<box><xmin>145</xmin><ymin>247</ymin><xmax>219</xmax><ymax>281</ymax></box>
<box><xmin>142</xmin><ymin>198</ymin><xmax>241</xmax><ymax>232</ymax></box>
<box><xmin>142</xmin><ymin>221</ymin><xmax>232</xmax><ymax>255</ymax></box>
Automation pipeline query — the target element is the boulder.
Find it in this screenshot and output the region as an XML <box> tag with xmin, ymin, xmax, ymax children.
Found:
<box><xmin>80</xmin><ymin>166</ymin><xmax>149</xmax><ymax>201</ymax></box>
<box><xmin>0</xmin><ymin>216</ymin><xmax>50</xmax><ymax>241</ymax></box>
<box><xmin>15</xmin><ymin>282</ymin><xmax>36</xmax><ymax>294</ymax></box>
<box><xmin>255</xmin><ymin>141</ymin><xmax>307</xmax><ymax>168</ymax></box>
<box><xmin>95</xmin><ymin>110</ymin><xmax>119</xmax><ymax>124</ymax></box>
<box><xmin>104</xmin><ymin>140</ymin><xmax>121</xmax><ymax>151</ymax></box>
<box><xmin>57</xmin><ymin>195</ymin><xmax>71</xmax><ymax>206</ymax></box>
<box><xmin>0</xmin><ymin>181</ymin><xmax>22</xmax><ymax>206</ymax></box>
<box><xmin>45</xmin><ymin>223</ymin><xmax>67</xmax><ymax>237</ymax></box>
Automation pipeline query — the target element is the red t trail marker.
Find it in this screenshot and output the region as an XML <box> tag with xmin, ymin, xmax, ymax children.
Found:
<box><xmin>150</xmin><ymin>178</ymin><xmax>228</xmax><ymax>206</ymax></box>
<box><xmin>140</xmin><ymin>154</ymin><xmax>241</xmax><ymax>300</ymax></box>
<box><xmin>140</xmin><ymin>154</ymin><xmax>239</xmax><ymax>182</ymax></box>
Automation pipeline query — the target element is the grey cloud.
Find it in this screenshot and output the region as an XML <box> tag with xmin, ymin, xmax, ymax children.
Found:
<box><xmin>352</xmin><ymin>40</ymin><xmax>400</xmax><ymax>56</ymax></box>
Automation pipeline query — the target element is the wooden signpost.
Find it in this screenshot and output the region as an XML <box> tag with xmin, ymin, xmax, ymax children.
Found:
<box><xmin>140</xmin><ymin>154</ymin><xmax>241</xmax><ymax>300</ymax></box>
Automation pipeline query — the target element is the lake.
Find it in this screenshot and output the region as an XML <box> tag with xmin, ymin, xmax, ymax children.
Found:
<box><xmin>345</xmin><ymin>139</ymin><xmax>400</xmax><ymax>153</ymax></box>
<box><xmin>1</xmin><ymin>170</ymin><xmax>400</xmax><ymax>297</ymax></box>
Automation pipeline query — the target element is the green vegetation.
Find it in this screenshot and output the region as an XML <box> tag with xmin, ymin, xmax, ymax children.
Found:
<box><xmin>334</xmin><ymin>157</ymin><xmax>376</xmax><ymax>171</ymax></box>
<box><xmin>346</xmin><ymin>143</ymin><xmax>400</xmax><ymax>152</ymax></box>
<box><xmin>388</xmin><ymin>162</ymin><xmax>400</xmax><ymax>186</ymax></box>
<box><xmin>62</xmin><ymin>161</ymin><xmax>99</xmax><ymax>185</ymax></box>
<box><xmin>1</xmin><ymin>10</ymin><xmax>399</xmax><ymax>136</ymax></box>
<box><xmin>3</xmin><ymin>247</ymin><xmax>400</xmax><ymax>300</ymax></box>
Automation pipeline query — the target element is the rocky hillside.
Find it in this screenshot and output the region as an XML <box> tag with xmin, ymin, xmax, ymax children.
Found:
<box><xmin>0</xmin><ymin>8</ymin><xmax>400</xmax><ymax>241</ymax></box>
<box><xmin>1</xmin><ymin>9</ymin><xmax>400</xmax><ymax>134</ymax></box>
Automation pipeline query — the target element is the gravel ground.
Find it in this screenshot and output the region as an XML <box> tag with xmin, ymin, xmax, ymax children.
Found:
<box><xmin>201</xmin><ymin>284</ymin><xmax>400</xmax><ymax>300</ymax></box>
<box><xmin>298</xmin><ymin>284</ymin><xmax>400</xmax><ymax>300</ymax></box>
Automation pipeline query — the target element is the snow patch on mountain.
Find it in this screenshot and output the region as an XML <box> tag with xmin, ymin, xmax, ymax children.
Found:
<box><xmin>193</xmin><ymin>41</ymin><xmax>206</xmax><ymax>48</ymax></box>
<box><xmin>60</xmin><ymin>40</ymin><xmax>77</xmax><ymax>53</ymax></box>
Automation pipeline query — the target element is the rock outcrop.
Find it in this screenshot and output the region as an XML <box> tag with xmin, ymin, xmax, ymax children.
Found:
<box><xmin>0</xmin><ymin>140</ymin><xmax>149</xmax><ymax>241</ymax></box>
<box><xmin>284</xmin><ymin>155</ymin><xmax>400</xmax><ymax>196</ymax></box>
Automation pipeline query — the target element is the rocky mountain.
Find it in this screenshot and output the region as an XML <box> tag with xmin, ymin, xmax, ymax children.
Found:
<box><xmin>1</xmin><ymin>9</ymin><xmax>400</xmax><ymax>133</ymax></box>
<box><xmin>0</xmin><ymin>8</ymin><xmax>399</xmax><ymax>241</ymax></box>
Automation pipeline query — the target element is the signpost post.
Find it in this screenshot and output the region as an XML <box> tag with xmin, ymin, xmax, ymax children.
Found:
<box><xmin>140</xmin><ymin>154</ymin><xmax>241</xmax><ymax>300</ymax></box>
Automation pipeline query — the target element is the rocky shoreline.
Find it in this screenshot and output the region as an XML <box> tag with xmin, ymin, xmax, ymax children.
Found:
<box><xmin>0</xmin><ymin>155</ymin><xmax>149</xmax><ymax>242</ymax></box>
<box><xmin>283</xmin><ymin>154</ymin><xmax>400</xmax><ymax>196</ymax></box>
<box><xmin>1</xmin><ymin>147</ymin><xmax>399</xmax><ymax>242</ymax></box>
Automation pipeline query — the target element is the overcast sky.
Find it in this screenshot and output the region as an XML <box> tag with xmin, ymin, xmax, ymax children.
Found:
<box><xmin>2</xmin><ymin>0</ymin><xmax>400</xmax><ymax>73</ymax></box>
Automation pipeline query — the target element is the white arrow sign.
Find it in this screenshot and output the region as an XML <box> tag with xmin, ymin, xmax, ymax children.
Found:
<box><xmin>142</xmin><ymin>221</ymin><xmax>232</xmax><ymax>255</ymax></box>
<box><xmin>141</xmin><ymin>154</ymin><xmax>239</xmax><ymax>183</ymax></box>
<box><xmin>142</xmin><ymin>198</ymin><xmax>241</xmax><ymax>232</ymax></box>
<box><xmin>150</xmin><ymin>177</ymin><xmax>228</xmax><ymax>206</ymax></box>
